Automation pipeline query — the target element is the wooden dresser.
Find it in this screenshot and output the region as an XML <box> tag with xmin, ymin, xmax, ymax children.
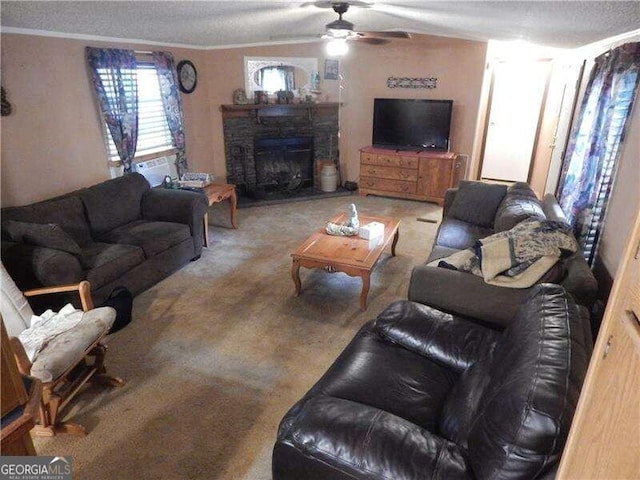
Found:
<box><xmin>359</xmin><ymin>146</ymin><xmax>465</xmax><ymax>205</ymax></box>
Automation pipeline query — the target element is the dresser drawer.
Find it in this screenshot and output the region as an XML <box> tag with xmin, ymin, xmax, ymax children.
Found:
<box><xmin>361</xmin><ymin>154</ymin><xmax>418</xmax><ymax>169</ymax></box>
<box><xmin>360</xmin><ymin>176</ymin><xmax>416</xmax><ymax>194</ymax></box>
<box><xmin>360</xmin><ymin>152</ymin><xmax>378</xmax><ymax>164</ymax></box>
<box><xmin>360</xmin><ymin>164</ymin><xmax>418</xmax><ymax>181</ymax></box>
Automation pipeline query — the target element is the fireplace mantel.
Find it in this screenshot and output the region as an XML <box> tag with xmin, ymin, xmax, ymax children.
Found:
<box><xmin>221</xmin><ymin>102</ymin><xmax>339</xmax><ymax>121</ymax></box>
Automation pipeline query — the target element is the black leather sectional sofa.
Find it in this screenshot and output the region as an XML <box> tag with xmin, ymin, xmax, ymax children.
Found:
<box><xmin>273</xmin><ymin>181</ymin><xmax>596</xmax><ymax>479</ymax></box>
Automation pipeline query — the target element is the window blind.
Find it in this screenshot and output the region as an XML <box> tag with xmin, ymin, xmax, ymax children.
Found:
<box><xmin>100</xmin><ymin>64</ymin><xmax>173</xmax><ymax>162</ymax></box>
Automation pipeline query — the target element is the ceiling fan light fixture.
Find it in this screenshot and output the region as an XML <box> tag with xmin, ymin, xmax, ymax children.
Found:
<box><xmin>326</xmin><ymin>27</ymin><xmax>353</xmax><ymax>39</ymax></box>
<box><xmin>326</xmin><ymin>38</ymin><xmax>349</xmax><ymax>56</ymax></box>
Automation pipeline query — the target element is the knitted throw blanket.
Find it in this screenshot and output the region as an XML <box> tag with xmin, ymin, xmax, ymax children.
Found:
<box><xmin>429</xmin><ymin>220</ymin><xmax>578</xmax><ymax>288</ymax></box>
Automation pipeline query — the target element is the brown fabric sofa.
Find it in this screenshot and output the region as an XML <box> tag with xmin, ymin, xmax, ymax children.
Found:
<box><xmin>408</xmin><ymin>181</ymin><xmax>598</xmax><ymax>329</ymax></box>
<box><xmin>1</xmin><ymin>173</ymin><xmax>208</xmax><ymax>309</ymax></box>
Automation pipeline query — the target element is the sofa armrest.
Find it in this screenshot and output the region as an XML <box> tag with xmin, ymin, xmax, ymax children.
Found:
<box><xmin>274</xmin><ymin>395</ymin><xmax>473</xmax><ymax>480</ymax></box>
<box><xmin>442</xmin><ymin>187</ymin><xmax>458</xmax><ymax>218</ymax></box>
<box><xmin>141</xmin><ymin>188</ymin><xmax>209</xmax><ymax>254</ymax></box>
<box><xmin>142</xmin><ymin>188</ymin><xmax>208</xmax><ymax>226</ymax></box>
<box><xmin>373</xmin><ymin>300</ymin><xmax>498</xmax><ymax>372</ymax></box>
<box><xmin>561</xmin><ymin>254</ymin><xmax>598</xmax><ymax>309</ymax></box>
<box><xmin>408</xmin><ymin>265</ymin><xmax>534</xmax><ymax>328</ymax></box>
<box><xmin>2</xmin><ymin>242</ymin><xmax>83</xmax><ymax>290</ymax></box>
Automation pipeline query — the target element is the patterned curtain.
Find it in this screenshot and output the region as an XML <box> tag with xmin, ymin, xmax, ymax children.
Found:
<box><xmin>152</xmin><ymin>51</ymin><xmax>188</xmax><ymax>178</ymax></box>
<box><xmin>557</xmin><ymin>42</ymin><xmax>640</xmax><ymax>263</ymax></box>
<box><xmin>86</xmin><ymin>47</ymin><xmax>138</xmax><ymax>173</ymax></box>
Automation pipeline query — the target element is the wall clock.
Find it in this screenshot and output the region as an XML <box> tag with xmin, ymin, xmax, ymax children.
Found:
<box><xmin>177</xmin><ymin>60</ymin><xmax>197</xmax><ymax>94</ymax></box>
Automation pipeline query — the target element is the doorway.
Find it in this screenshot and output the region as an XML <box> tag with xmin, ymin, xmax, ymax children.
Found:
<box><xmin>480</xmin><ymin>59</ymin><xmax>551</xmax><ymax>182</ymax></box>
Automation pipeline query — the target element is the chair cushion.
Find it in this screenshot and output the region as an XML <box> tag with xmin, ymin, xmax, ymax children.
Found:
<box><xmin>1</xmin><ymin>196</ymin><xmax>92</xmax><ymax>246</ymax></box>
<box><xmin>97</xmin><ymin>220</ymin><xmax>191</xmax><ymax>258</ymax></box>
<box><xmin>78</xmin><ymin>173</ymin><xmax>150</xmax><ymax>235</ymax></box>
<box><xmin>0</xmin><ymin>262</ymin><xmax>34</xmax><ymax>337</ymax></box>
<box><xmin>81</xmin><ymin>242</ymin><xmax>145</xmax><ymax>290</ymax></box>
<box><xmin>30</xmin><ymin>306</ymin><xmax>115</xmax><ymax>382</ymax></box>
<box><xmin>448</xmin><ymin>181</ymin><xmax>507</xmax><ymax>228</ymax></box>
<box><xmin>2</xmin><ymin>220</ymin><xmax>82</xmax><ymax>256</ymax></box>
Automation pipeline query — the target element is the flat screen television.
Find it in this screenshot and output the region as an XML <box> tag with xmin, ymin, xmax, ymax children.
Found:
<box><xmin>372</xmin><ymin>98</ymin><xmax>453</xmax><ymax>151</ymax></box>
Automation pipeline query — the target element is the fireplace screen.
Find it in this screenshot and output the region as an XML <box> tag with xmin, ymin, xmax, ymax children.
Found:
<box><xmin>254</xmin><ymin>137</ymin><xmax>314</xmax><ymax>192</ymax></box>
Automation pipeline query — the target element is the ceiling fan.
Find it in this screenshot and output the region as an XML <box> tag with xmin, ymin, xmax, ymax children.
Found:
<box><xmin>319</xmin><ymin>1</ymin><xmax>411</xmax><ymax>46</ymax></box>
<box><xmin>272</xmin><ymin>1</ymin><xmax>411</xmax><ymax>51</ymax></box>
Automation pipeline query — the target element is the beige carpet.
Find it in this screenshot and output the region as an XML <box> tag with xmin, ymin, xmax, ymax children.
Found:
<box><xmin>33</xmin><ymin>195</ymin><xmax>441</xmax><ymax>479</ymax></box>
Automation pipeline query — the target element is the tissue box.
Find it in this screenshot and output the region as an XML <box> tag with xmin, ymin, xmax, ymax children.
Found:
<box><xmin>359</xmin><ymin>221</ymin><xmax>385</xmax><ymax>240</ymax></box>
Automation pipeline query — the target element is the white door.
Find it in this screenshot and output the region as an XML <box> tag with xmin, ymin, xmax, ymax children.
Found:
<box><xmin>481</xmin><ymin>60</ymin><xmax>551</xmax><ymax>182</ymax></box>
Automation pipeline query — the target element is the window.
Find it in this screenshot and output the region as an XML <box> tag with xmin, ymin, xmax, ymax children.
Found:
<box><xmin>100</xmin><ymin>63</ymin><xmax>174</xmax><ymax>162</ymax></box>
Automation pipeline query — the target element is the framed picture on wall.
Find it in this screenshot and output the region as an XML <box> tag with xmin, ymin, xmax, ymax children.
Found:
<box><xmin>324</xmin><ymin>59</ymin><xmax>339</xmax><ymax>80</ymax></box>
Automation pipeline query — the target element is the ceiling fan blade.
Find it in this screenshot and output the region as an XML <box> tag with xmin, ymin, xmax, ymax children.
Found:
<box><xmin>355</xmin><ymin>36</ymin><xmax>389</xmax><ymax>45</ymax></box>
<box><xmin>269</xmin><ymin>33</ymin><xmax>323</xmax><ymax>41</ymax></box>
<box><xmin>301</xmin><ymin>0</ymin><xmax>373</xmax><ymax>8</ymax></box>
<box><xmin>358</xmin><ymin>31</ymin><xmax>412</xmax><ymax>39</ymax></box>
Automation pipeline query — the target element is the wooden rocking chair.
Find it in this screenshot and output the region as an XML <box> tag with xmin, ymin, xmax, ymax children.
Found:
<box><xmin>1</xmin><ymin>263</ymin><xmax>124</xmax><ymax>436</ymax></box>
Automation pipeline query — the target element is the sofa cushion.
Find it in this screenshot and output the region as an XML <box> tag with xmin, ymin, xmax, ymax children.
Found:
<box><xmin>494</xmin><ymin>183</ymin><xmax>546</xmax><ymax>232</ymax></box>
<box><xmin>81</xmin><ymin>242</ymin><xmax>145</xmax><ymax>290</ymax></box>
<box><xmin>97</xmin><ymin>220</ymin><xmax>191</xmax><ymax>258</ymax></box>
<box><xmin>2</xmin><ymin>221</ymin><xmax>82</xmax><ymax>256</ymax></box>
<box><xmin>1</xmin><ymin>196</ymin><xmax>92</xmax><ymax>246</ymax></box>
<box><xmin>426</xmin><ymin>245</ymin><xmax>462</xmax><ymax>264</ymax></box>
<box><xmin>448</xmin><ymin>181</ymin><xmax>507</xmax><ymax>228</ymax></box>
<box><xmin>78</xmin><ymin>173</ymin><xmax>150</xmax><ymax>235</ymax></box>
<box><xmin>435</xmin><ymin>218</ymin><xmax>494</xmax><ymax>250</ymax></box>
<box><xmin>306</xmin><ymin>324</ymin><xmax>456</xmax><ymax>433</ymax></box>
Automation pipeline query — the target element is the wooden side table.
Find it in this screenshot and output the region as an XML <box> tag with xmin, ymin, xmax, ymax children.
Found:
<box><xmin>201</xmin><ymin>183</ymin><xmax>238</xmax><ymax>247</ymax></box>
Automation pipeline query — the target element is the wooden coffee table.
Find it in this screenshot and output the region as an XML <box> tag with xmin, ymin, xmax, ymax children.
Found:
<box><xmin>291</xmin><ymin>213</ymin><xmax>400</xmax><ymax>310</ymax></box>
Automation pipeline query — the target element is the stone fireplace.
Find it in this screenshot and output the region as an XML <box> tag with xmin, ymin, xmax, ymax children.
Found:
<box><xmin>221</xmin><ymin>103</ymin><xmax>339</xmax><ymax>199</ymax></box>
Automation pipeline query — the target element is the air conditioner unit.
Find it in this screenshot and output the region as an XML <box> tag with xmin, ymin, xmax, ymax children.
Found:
<box><xmin>134</xmin><ymin>156</ymin><xmax>174</xmax><ymax>186</ymax></box>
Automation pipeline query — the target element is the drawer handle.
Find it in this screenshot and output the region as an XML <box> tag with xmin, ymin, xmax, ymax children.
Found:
<box><xmin>401</xmin><ymin>185</ymin><xmax>409</xmax><ymax>192</ymax></box>
<box><xmin>367</xmin><ymin>182</ymin><xmax>375</xmax><ymax>187</ymax></box>
<box><xmin>369</xmin><ymin>169</ymin><xmax>377</xmax><ymax>175</ymax></box>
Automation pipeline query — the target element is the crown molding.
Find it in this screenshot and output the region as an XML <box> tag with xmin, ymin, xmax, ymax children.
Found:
<box><xmin>0</xmin><ymin>27</ymin><xmax>322</xmax><ymax>51</ymax></box>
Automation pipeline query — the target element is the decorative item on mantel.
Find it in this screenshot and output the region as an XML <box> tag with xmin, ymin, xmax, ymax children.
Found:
<box><xmin>254</xmin><ymin>90</ymin><xmax>269</xmax><ymax>104</ymax></box>
<box><xmin>276</xmin><ymin>90</ymin><xmax>294</xmax><ymax>104</ymax></box>
<box><xmin>233</xmin><ymin>88</ymin><xmax>248</xmax><ymax>105</ymax></box>
<box><xmin>387</xmin><ymin>77</ymin><xmax>438</xmax><ymax>89</ymax></box>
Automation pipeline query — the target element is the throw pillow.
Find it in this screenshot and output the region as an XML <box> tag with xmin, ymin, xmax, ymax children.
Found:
<box><xmin>2</xmin><ymin>220</ymin><xmax>82</xmax><ymax>256</ymax></box>
<box><xmin>449</xmin><ymin>181</ymin><xmax>507</xmax><ymax>228</ymax></box>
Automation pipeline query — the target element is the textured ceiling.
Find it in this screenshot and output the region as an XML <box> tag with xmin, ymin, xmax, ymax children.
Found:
<box><xmin>1</xmin><ymin>1</ymin><xmax>639</xmax><ymax>49</ymax></box>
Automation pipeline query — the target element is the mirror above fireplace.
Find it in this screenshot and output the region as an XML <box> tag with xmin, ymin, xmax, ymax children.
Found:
<box><xmin>244</xmin><ymin>56</ymin><xmax>318</xmax><ymax>98</ymax></box>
